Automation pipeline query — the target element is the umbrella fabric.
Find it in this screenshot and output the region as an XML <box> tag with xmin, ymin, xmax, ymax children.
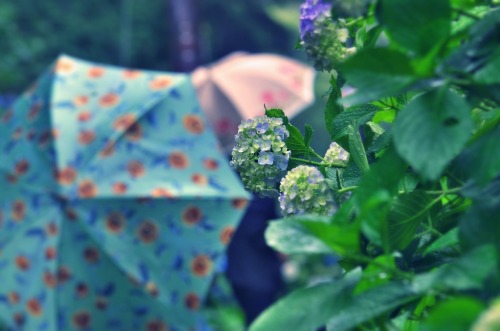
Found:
<box><xmin>0</xmin><ymin>55</ymin><xmax>250</xmax><ymax>331</ymax></box>
<box><xmin>192</xmin><ymin>52</ymin><xmax>315</xmax><ymax>153</ymax></box>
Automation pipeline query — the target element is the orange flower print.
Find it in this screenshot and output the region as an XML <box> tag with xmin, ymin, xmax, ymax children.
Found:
<box><xmin>191</xmin><ymin>173</ymin><xmax>207</xmax><ymax>186</ymax></box>
<box><xmin>26</xmin><ymin>298</ymin><xmax>42</xmax><ymax>316</ymax></box>
<box><xmin>99</xmin><ymin>142</ymin><xmax>115</xmax><ymax>158</ymax></box>
<box><xmin>15</xmin><ymin>256</ymin><xmax>30</xmax><ymax>271</ymax></box>
<box><xmin>203</xmin><ymin>158</ymin><xmax>218</xmax><ymax>170</ymax></box>
<box><xmin>125</xmin><ymin>123</ymin><xmax>143</xmax><ymax>141</ymax></box>
<box><xmin>28</xmin><ymin>101</ymin><xmax>42</xmax><ymax>120</ymax></box>
<box><xmin>2</xmin><ymin>109</ymin><xmax>12</xmax><ymax>123</ymax></box>
<box><xmin>99</xmin><ymin>93</ymin><xmax>120</xmax><ymax>108</ymax></box>
<box><xmin>78</xmin><ymin>130</ymin><xmax>96</xmax><ymax>145</ymax></box>
<box><xmin>43</xmin><ymin>271</ymin><xmax>57</xmax><ymax>288</ymax></box>
<box><xmin>146</xmin><ymin>281</ymin><xmax>159</xmax><ymax>297</ymax></box>
<box><xmin>56</xmin><ymin>167</ymin><xmax>77</xmax><ymax>185</ymax></box>
<box><xmin>83</xmin><ymin>247</ymin><xmax>99</xmax><ymax>264</ymax></box>
<box><xmin>57</xmin><ymin>266</ymin><xmax>72</xmax><ymax>283</ymax></box>
<box><xmin>55</xmin><ymin>58</ymin><xmax>75</xmax><ymax>75</ymax></box>
<box><xmin>151</xmin><ymin>188</ymin><xmax>174</xmax><ymax>198</ymax></box>
<box><xmin>232</xmin><ymin>198</ymin><xmax>248</xmax><ymax>209</ymax></box>
<box><xmin>73</xmin><ymin>95</ymin><xmax>89</xmax><ymax>107</ymax></box>
<box><xmin>113</xmin><ymin>114</ymin><xmax>136</xmax><ymax>131</ymax></box>
<box><xmin>72</xmin><ymin>311</ymin><xmax>91</xmax><ymax>329</ymax></box>
<box><xmin>76</xmin><ymin>282</ymin><xmax>88</xmax><ymax>298</ymax></box>
<box><xmin>182</xmin><ymin>206</ymin><xmax>202</xmax><ymax>226</ymax></box>
<box><xmin>12</xmin><ymin>200</ymin><xmax>26</xmax><ymax>221</ymax></box>
<box><xmin>184</xmin><ymin>293</ymin><xmax>200</xmax><ymax>310</ymax></box>
<box><xmin>123</xmin><ymin>70</ymin><xmax>141</xmax><ymax>79</ymax></box>
<box><xmin>137</xmin><ymin>220</ymin><xmax>158</xmax><ymax>244</ymax></box>
<box><xmin>45</xmin><ymin>247</ymin><xmax>56</xmax><ymax>260</ymax></box>
<box><xmin>191</xmin><ymin>255</ymin><xmax>212</xmax><ymax>277</ymax></box>
<box><xmin>13</xmin><ymin>313</ymin><xmax>25</xmax><ymax>327</ymax></box>
<box><xmin>12</xmin><ymin>128</ymin><xmax>23</xmax><ymax>140</ymax></box>
<box><xmin>95</xmin><ymin>297</ymin><xmax>108</xmax><ymax>310</ymax></box>
<box><xmin>65</xmin><ymin>208</ymin><xmax>78</xmax><ymax>221</ymax></box>
<box><xmin>146</xmin><ymin>320</ymin><xmax>168</xmax><ymax>331</ymax></box>
<box><xmin>220</xmin><ymin>226</ymin><xmax>235</xmax><ymax>245</ymax></box>
<box><xmin>88</xmin><ymin>67</ymin><xmax>105</xmax><ymax>78</ymax></box>
<box><xmin>14</xmin><ymin>160</ymin><xmax>30</xmax><ymax>176</ymax></box>
<box><xmin>168</xmin><ymin>151</ymin><xmax>189</xmax><ymax>169</ymax></box>
<box><xmin>8</xmin><ymin>292</ymin><xmax>20</xmax><ymax>305</ymax></box>
<box><xmin>78</xmin><ymin>111</ymin><xmax>91</xmax><ymax>122</ymax></box>
<box><xmin>46</xmin><ymin>222</ymin><xmax>58</xmax><ymax>236</ymax></box>
<box><xmin>127</xmin><ymin>160</ymin><xmax>145</xmax><ymax>178</ymax></box>
<box><xmin>149</xmin><ymin>75</ymin><xmax>172</xmax><ymax>90</ymax></box>
<box><xmin>183</xmin><ymin>115</ymin><xmax>204</xmax><ymax>134</ymax></box>
<box><xmin>78</xmin><ymin>180</ymin><xmax>98</xmax><ymax>198</ymax></box>
<box><xmin>112</xmin><ymin>182</ymin><xmax>127</xmax><ymax>194</ymax></box>
<box><xmin>38</xmin><ymin>130</ymin><xmax>52</xmax><ymax>147</ymax></box>
<box><xmin>105</xmin><ymin>212</ymin><xmax>125</xmax><ymax>234</ymax></box>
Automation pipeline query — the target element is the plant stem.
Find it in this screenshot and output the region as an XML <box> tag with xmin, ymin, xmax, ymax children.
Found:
<box><xmin>290</xmin><ymin>157</ymin><xmax>347</xmax><ymax>168</ymax></box>
<box><xmin>338</xmin><ymin>186</ymin><xmax>358</xmax><ymax>193</ymax></box>
<box><xmin>424</xmin><ymin>187</ymin><xmax>462</xmax><ymax>195</ymax></box>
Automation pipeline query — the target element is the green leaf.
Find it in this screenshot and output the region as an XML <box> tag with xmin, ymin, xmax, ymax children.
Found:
<box><xmin>348</xmin><ymin>125</ymin><xmax>370</xmax><ymax>173</ymax></box>
<box><xmin>325</xmin><ymin>76</ymin><xmax>344</xmax><ymax>139</ymax></box>
<box><xmin>249</xmin><ymin>269</ymin><xmax>362</xmax><ymax>331</ymax></box>
<box><xmin>304</xmin><ymin>124</ymin><xmax>313</xmax><ymax>150</ymax></box>
<box><xmin>424</xmin><ymin>228</ymin><xmax>459</xmax><ymax>256</ymax></box>
<box><xmin>393</xmin><ymin>88</ymin><xmax>473</xmax><ymax>181</ymax></box>
<box><xmin>420</xmin><ymin>297</ymin><xmax>485</xmax><ymax>331</ymax></box>
<box><xmin>301</xmin><ymin>216</ymin><xmax>360</xmax><ymax>255</ymax></box>
<box><xmin>387</xmin><ymin>191</ymin><xmax>433</xmax><ymax>251</ymax></box>
<box><xmin>340</xmin><ymin>48</ymin><xmax>417</xmax><ymax>105</ymax></box>
<box><xmin>458</xmin><ymin>126</ymin><xmax>500</xmax><ymax>186</ymax></box>
<box><xmin>367</xmin><ymin>129</ymin><xmax>392</xmax><ymax>154</ymax></box>
<box><xmin>354</xmin><ymin>255</ymin><xmax>396</xmax><ymax>294</ymax></box>
<box><xmin>414</xmin><ymin>245</ymin><xmax>497</xmax><ymax>291</ymax></box>
<box><xmin>353</xmin><ymin>147</ymin><xmax>408</xmax><ymax>246</ymax></box>
<box><xmin>379</xmin><ymin>0</ymin><xmax>451</xmax><ymax>55</ymax></box>
<box><xmin>265</xmin><ymin>218</ymin><xmax>333</xmax><ymax>255</ymax></box>
<box><xmin>326</xmin><ymin>281</ymin><xmax>421</xmax><ymax>331</ymax></box>
<box><xmin>286</xmin><ymin>124</ymin><xmax>307</xmax><ymax>156</ymax></box>
<box><xmin>265</xmin><ymin>107</ymin><xmax>289</xmax><ymax>125</ymax></box>
<box><xmin>474</xmin><ymin>49</ymin><xmax>500</xmax><ymax>84</ymax></box>
<box><xmin>331</xmin><ymin>104</ymin><xmax>380</xmax><ymax>139</ymax></box>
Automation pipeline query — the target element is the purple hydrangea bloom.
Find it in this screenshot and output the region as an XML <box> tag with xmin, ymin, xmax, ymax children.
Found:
<box><xmin>258</xmin><ymin>151</ymin><xmax>275</xmax><ymax>165</ymax></box>
<box><xmin>299</xmin><ymin>0</ymin><xmax>332</xmax><ymax>40</ymax></box>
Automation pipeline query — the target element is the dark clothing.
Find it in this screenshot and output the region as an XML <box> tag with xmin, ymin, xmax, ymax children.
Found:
<box><xmin>226</xmin><ymin>194</ymin><xmax>284</xmax><ymax>324</ymax></box>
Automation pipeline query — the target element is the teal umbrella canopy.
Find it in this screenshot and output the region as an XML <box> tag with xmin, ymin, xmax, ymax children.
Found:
<box><xmin>0</xmin><ymin>55</ymin><xmax>250</xmax><ymax>330</ymax></box>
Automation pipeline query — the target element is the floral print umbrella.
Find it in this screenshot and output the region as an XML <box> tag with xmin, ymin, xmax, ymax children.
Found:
<box><xmin>192</xmin><ymin>52</ymin><xmax>315</xmax><ymax>153</ymax></box>
<box><xmin>0</xmin><ymin>55</ymin><xmax>250</xmax><ymax>331</ymax></box>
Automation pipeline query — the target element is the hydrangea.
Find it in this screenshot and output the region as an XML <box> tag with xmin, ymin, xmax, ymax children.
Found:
<box><xmin>324</xmin><ymin>142</ymin><xmax>349</xmax><ymax>164</ymax></box>
<box><xmin>299</xmin><ymin>0</ymin><xmax>356</xmax><ymax>71</ymax></box>
<box><xmin>279</xmin><ymin>165</ymin><xmax>336</xmax><ymax>216</ymax></box>
<box><xmin>230</xmin><ymin>116</ymin><xmax>291</xmax><ymax>196</ymax></box>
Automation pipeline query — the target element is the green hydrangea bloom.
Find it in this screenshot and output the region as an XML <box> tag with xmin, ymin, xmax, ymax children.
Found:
<box><xmin>279</xmin><ymin>165</ymin><xmax>336</xmax><ymax>216</ymax></box>
<box><xmin>230</xmin><ymin>116</ymin><xmax>290</xmax><ymax>196</ymax></box>
<box><xmin>324</xmin><ymin>142</ymin><xmax>349</xmax><ymax>164</ymax></box>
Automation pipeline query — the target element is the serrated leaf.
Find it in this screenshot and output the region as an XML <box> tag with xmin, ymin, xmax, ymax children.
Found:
<box><xmin>458</xmin><ymin>126</ymin><xmax>500</xmax><ymax>186</ymax></box>
<box><xmin>367</xmin><ymin>129</ymin><xmax>392</xmax><ymax>154</ymax></box>
<box><xmin>424</xmin><ymin>228</ymin><xmax>459</xmax><ymax>256</ymax></box>
<box><xmin>393</xmin><ymin>88</ymin><xmax>473</xmax><ymax>181</ymax></box>
<box><xmin>304</xmin><ymin>124</ymin><xmax>313</xmax><ymax>149</ymax></box>
<box><xmin>265</xmin><ymin>107</ymin><xmax>289</xmax><ymax>125</ymax></box>
<box><xmin>331</xmin><ymin>104</ymin><xmax>380</xmax><ymax>139</ymax></box>
<box><xmin>249</xmin><ymin>269</ymin><xmax>362</xmax><ymax>331</ymax></box>
<box><xmin>325</xmin><ymin>76</ymin><xmax>344</xmax><ymax>139</ymax></box>
<box><xmin>348</xmin><ymin>125</ymin><xmax>370</xmax><ymax>173</ymax></box>
<box><xmin>379</xmin><ymin>0</ymin><xmax>451</xmax><ymax>55</ymax></box>
<box><xmin>388</xmin><ymin>191</ymin><xmax>432</xmax><ymax>251</ymax></box>
<box><xmin>301</xmin><ymin>217</ymin><xmax>360</xmax><ymax>255</ymax></box>
<box><xmin>285</xmin><ymin>124</ymin><xmax>307</xmax><ymax>156</ymax></box>
<box><xmin>354</xmin><ymin>255</ymin><xmax>396</xmax><ymax>294</ymax></box>
<box><xmin>420</xmin><ymin>297</ymin><xmax>485</xmax><ymax>331</ymax></box>
<box><xmin>265</xmin><ymin>218</ymin><xmax>333</xmax><ymax>255</ymax></box>
<box><xmin>340</xmin><ymin>48</ymin><xmax>417</xmax><ymax>105</ymax></box>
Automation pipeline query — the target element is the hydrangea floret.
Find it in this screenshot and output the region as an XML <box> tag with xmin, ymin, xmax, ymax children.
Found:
<box><xmin>279</xmin><ymin>165</ymin><xmax>336</xmax><ymax>216</ymax></box>
<box><xmin>299</xmin><ymin>0</ymin><xmax>356</xmax><ymax>71</ymax></box>
<box><xmin>324</xmin><ymin>142</ymin><xmax>349</xmax><ymax>164</ymax></box>
<box><xmin>230</xmin><ymin>116</ymin><xmax>291</xmax><ymax>196</ymax></box>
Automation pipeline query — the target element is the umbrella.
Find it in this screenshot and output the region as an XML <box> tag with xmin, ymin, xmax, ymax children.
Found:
<box><xmin>192</xmin><ymin>52</ymin><xmax>316</xmax><ymax>153</ymax></box>
<box><xmin>0</xmin><ymin>54</ymin><xmax>250</xmax><ymax>330</ymax></box>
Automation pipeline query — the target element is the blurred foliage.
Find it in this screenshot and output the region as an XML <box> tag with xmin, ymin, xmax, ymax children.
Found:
<box><xmin>0</xmin><ymin>0</ymin><xmax>303</xmax><ymax>92</ymax></box>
